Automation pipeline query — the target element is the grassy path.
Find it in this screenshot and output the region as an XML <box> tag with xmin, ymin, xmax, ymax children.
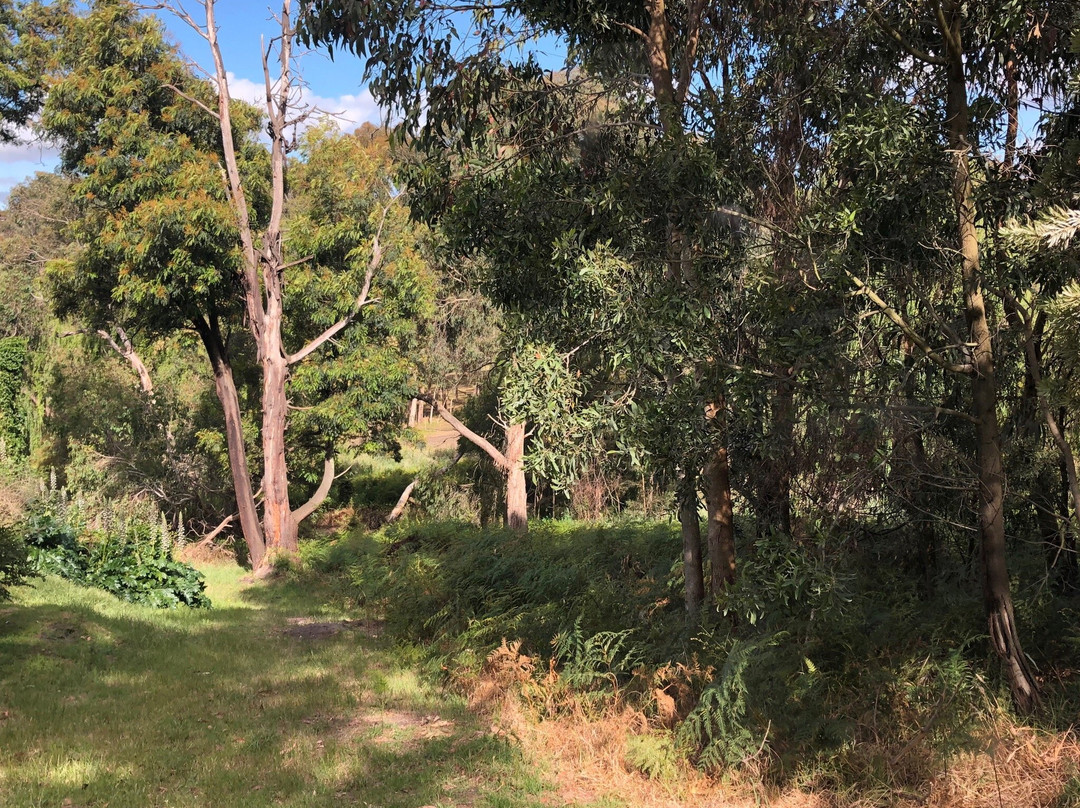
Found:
<box><xmin>0</xmin><ymin>564</ymin><xmax>562</xmax><ymax>808</ymax></box>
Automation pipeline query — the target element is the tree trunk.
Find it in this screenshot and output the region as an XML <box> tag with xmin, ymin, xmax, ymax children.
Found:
<box><xmin>195</xmin><ymin>318</ymin><xmax>265</xmax><ymax>570</ymax></box>
<box><xmin>261</xmin><ymin>338</ymin><xmax>297</xmax><ymax>563</ymax></box>
<box><xmin>679</xmin><ymin>482</ymin><xmax>705</xmax><ymax>621</ymax></box>
<box><xmin>504</xmin><ymin>421</ymin><xmax>527</xmax><ymax>532</ymax></box>
<box><xmin>704</xmin><ymin>446</ymin><xmax>735</xmax><ymax>597</ymax></box>
<box><xmin>291</xmin><ymin>454</ymin><xmax>335</xmax><ymax>526</ymax></box>
<box><xmin>758</xmin><ymin>377</ymin><xmax>794</xmax><ymax>537</ymax></box>
<box><xmin>942</xmin><ymin>3</ymin><xmax>1038</xmax><ymax>711</ymax></box>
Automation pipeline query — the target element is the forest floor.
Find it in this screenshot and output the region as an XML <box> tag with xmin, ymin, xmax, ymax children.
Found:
<box><xmin>7</xmin><ymin>555</ymin><xmax>1068</xmax><ymax>808</ymax></box>
<box><xmin>0</xmin><ymin>564</ymin><xmax>567</xmax><ymax>808</ymax></box>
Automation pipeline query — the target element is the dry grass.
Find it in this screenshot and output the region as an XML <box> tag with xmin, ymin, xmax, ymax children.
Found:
<box><xmin>0</xmin><ymin>470</ymin><xmax>33</xmax><ymax>527</ymax></box>
<box><xmin>454</xmin><ymin>642</ymin><xmax>1080</xmax><ymax>808</ymax></box>
<box><xmin>924</xmin><ymin>724</ymin><xmax>1080</xmax><ymax>808</ymax></box>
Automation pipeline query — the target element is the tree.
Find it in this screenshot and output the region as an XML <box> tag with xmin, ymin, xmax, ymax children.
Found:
<box><xmin>0</xmin><ymin>0</ymin><xmax>45</xmax><ymax>142</ymax></box>
<box><xmin>40</xmin><ymin>0</ymin><xmax>424</xmax><ymax>572</ymax></box>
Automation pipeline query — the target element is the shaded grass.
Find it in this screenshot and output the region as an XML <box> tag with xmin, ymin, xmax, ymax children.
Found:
<box><xmin>0</xmin><ymin>563</ymin><xmax>564</xmax><ymax>808</ymax></box>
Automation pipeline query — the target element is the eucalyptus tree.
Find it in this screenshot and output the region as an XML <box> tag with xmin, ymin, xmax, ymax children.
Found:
<box><xmin>39</xmin><ymin>0</ymin><xmax>425</xmax><ymax>572</ymax></box>
<box><xmin>302</xmin><ymin>0</ymin><xmax>754</xmax><ymax>611</ymax></box>
<box><xmin>820</xmin><ymin>0</ymin><xmax>1079</xmax><ymax>711</ymax></box>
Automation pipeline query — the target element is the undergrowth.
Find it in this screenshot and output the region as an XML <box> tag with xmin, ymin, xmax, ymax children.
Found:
<box><xmin>299</xmin><ymin>518</ymin><xmax>1080</xmax><ymax>805</ymax></box>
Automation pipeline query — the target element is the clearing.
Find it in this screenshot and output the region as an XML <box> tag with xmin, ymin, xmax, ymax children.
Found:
<box><xmin>0</xmin><ymin>564</ymin><xmax>562</xmax><ymax>808</ymax></box>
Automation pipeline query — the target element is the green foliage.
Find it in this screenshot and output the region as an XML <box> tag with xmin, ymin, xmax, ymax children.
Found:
<box><xmin>551</xmin><ymin>617</ymin><xmax>644</xmax><ymax>694</ymax></box>
<box><xmin>0</xmin><ymin>522</ymin><xmax>32</xmax><ymax>600</ymax></box>
<box><xmin>677</xmin><ymin>633</ymin><xmax>784</xmax><ymax>769</ymax></box>
<box><xmin>286</xmin><ymin>124</ymin><xmax>436</xmax><ymax>464</ymax></box>
<box><xmin>0</xmin><ymin>336</ymin><xmax>27</xmax><ymax>458</ymax></box>
<box><xmin>0</xmin><ymin>0</ymin><xmax>46</xmax><ymax>143</ymax></box>
<box><xmin>347</xmin><ymin>519</ymin><xmax>682</xmax><ymax>655</ymax></box>
<box><xmin>22</xmin><ymin>487</ymin><xmax>209</xmax><ymax>608</ymax></box>
<box><xmin>624</xmin><ymin>733</ymin><xmax>679</xmax><ymax>781</ymax></box>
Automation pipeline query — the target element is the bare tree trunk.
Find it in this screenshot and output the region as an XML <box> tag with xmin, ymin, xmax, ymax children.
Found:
<box><xmin>195</xmin><ymin>318</ymin><xmax>265</xmax><ymax>570</ymax></box>
<box><xmin>97</xmin><ymin>327</ymin><xmax>154</xmax><ymax>397</ymax></box>
<box><xmin>417</xmin><ymin>393</ymin><xmax>528</xmax><ymax>532</ymax></box>
<box><xmin>261</xmin><ymin>343</ymin><xmax>297</xmax><ymax>560</ymax></box>
<box><xmin>942</xmin><ymin>3</ymin><xmax>1038</xmax><ymax>711</ymax></box>
<box><xmin>704</xmin><ymin>446</ymin><xmax>736</xmax><ymax>597</ymax></box>
<box><xmin>504</xmin><ymin>421</ymin><xmax>528</xmax><ymax>532</ymax></box>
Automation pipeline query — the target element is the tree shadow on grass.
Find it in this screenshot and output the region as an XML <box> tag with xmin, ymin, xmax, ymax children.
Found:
<box><xmin>0</xmin><ymin>576</ymin><xmax>556</xmax><ymax>808</ymax></box>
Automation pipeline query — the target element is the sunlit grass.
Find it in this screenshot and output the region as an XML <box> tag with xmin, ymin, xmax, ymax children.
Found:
<box><xmin>0</xmin><ymin>564</ymin><xmax>564</xmax><ymax>808</ymax></box>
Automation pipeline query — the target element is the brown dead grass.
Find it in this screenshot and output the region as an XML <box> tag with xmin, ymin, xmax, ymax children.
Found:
<box><xmin>340</xmin><ymin>709</ymin><xmax>456</xmax><ymax>747</ymax></box>
<box><xmin>924</xmin><ymin>724</ymin><xmax>1080</xmax><ymax>808</ymax></box>
<box><xmin>175</xmin><ymin>538</ymin><xmax>236</xmax><ymax>565</ymax></box>
<box><xmin>0</xmin><ymin>472</ymin><xmax>33</xmax><ymax>527</ymax></box>
<box><xmin>454</xmin><ymin>641</ymin><xmax>1080</xmax><ymax>808</ymax></box>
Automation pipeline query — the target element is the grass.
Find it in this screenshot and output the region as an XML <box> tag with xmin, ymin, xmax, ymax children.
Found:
<box><xmin>0</xmin><ymin>563</ymin><xmax>564</xmax><ymax>808</ymax></box>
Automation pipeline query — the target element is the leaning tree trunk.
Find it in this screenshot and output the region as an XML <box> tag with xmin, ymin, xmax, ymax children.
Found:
<box><xmin>942</xmin><ymin>3</ymin><xmax>1038</xmax><ymax>711</ymax></box>
<box><xmin>195</xmin><ymin>318</ymin><xmax>266</xmax><ymax>570</ymax></box>
<box><xmin>704</xmin><ymin>446</ymin><xmax>736</xmax><ymax>597</ymax></box>
<box><xmin>417</xmin><ymin>394</ymin><xmax>529</xmax><ymax>533</ymax></box>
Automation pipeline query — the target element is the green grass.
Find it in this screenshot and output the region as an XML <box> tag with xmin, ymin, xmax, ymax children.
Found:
<box><xmin>0</xmin><ymin>563</ymin><xmax>565</xmax><ymax>808</ymax></box>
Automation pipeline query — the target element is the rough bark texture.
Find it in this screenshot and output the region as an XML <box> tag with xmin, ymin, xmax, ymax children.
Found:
<box><xmin>504</xmin><ymin>421</ymin><xmax>528</xmax><ymax>532</ymax></box>
<box><xmin>704</xmin><ymin>447</ymin><xmax>736</xmax><ymax>596</ymax></box>
<box><xmin>196</xmin><ymin>319</ymin><xmax>265</xmax><ymax>570</ymax></box>
<box><xmin>942</xmin><ymin>3</ymin><xmax>1038</xmax><ymax>712</ymax></box>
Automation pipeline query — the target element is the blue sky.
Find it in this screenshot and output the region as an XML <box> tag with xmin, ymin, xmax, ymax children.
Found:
<box><xmin>0</xmin><ymin>1</ymin><xmax>385</xmax><ymax>204</ymax></box>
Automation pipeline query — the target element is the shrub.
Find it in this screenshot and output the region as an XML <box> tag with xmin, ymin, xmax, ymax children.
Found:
<box><xmin>0</xmin><ymin>522</ymin><xmax>32</xmax><ymax>601</ymax></box>
<box><xmin>23</xmin><ymin>488</ymin><xmax>209</xmax><ymax>608</ymax></box>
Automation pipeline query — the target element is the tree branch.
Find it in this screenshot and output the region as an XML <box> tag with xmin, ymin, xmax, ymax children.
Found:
<box><xmin>845</xmin><ymin>268</ymin><xmax>974</xmax><ymax>375</ymax></box>
<box><xmin>287</xmin><ymin>202</ymin><xmax>391</xmax><ymax>365</ymax></box>
<box><xmin>860</xmin><ymin>1</ymin><xmax>947</xmax><ymax>66</ymax></box>
<box><xmin>385</xmin><ymin>449</ymin><xmax>464</xmax><ymax>523</ymax></box>
<box><xmin>416</xmin><ymin>393</ymin><xmax>511</xmax><ymax>473</ymax></box>
<box><xmin>291</xmin><ymin>453</ymin><xmax>335</xmax><ymax>524</ymax></box>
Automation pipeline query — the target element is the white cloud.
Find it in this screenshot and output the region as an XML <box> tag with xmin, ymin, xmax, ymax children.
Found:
<box><xmin>0</xmin><ymin>130</ymin><xmax>59</xmax><ymax>166</ymax></box>
<box><xmin>224</xmin><ymin>72</ymin><xmax>382</xmax><ymax>131</ymax></box>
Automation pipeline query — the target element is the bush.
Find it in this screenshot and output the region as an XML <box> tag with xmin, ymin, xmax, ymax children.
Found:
<box><xmin>0</xmin><ymin>523</ymin><xmax>32</xmax><ymax>601</ymax></box>
<box><xmin>23</xmin><ymin>489</ymin><xmax>210</xmax><ymax>608</ymax></box>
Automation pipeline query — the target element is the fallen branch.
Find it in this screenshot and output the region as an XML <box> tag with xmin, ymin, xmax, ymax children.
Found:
<box><xmin>386</xmin><ymin>449</ymin><xmax>464</xmax><ymax>524</ymax></box>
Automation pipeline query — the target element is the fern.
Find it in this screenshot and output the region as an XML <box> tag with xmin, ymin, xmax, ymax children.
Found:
<box><xmin>552</xmin><ymin>616</ymin><xmax>645</xmax><ymax>693</ymax></box>
<box><xmin>677</xmin><ymin>633</ymin><xmax>786</xmax><ymax>770</ymax></box>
